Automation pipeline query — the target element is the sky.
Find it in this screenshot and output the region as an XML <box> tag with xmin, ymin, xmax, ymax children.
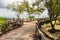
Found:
<box><xmin>0</xmin><ymin>0</ymin><xmax>49</xmax><ymax>18</ymax></box>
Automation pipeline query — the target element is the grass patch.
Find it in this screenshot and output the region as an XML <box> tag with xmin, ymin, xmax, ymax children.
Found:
<box><xmin>55</xmin><ymin>25</ymin><xmax>60</xmax><ymax>30</ymax></box>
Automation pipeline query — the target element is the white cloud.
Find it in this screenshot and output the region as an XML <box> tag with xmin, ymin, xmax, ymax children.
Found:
<box><xmin>1</xmin><ymin>0</ymin><xmax>17</xmax><ymax>7</ymax></box>
<box><xmin>0</xmin><ymin>0</ymin><xmax>49</xmax><ymax>18</ymax></box>
<box><xmin>0</xmin><ymin>0</ymin><xmax>35</xmax><ymax>8</ymax></box>
<box><xmin>0</xmin><ymin>0</ymin><xmax>23</xmax><ymax>8</ymax></box>
<box><xmin>0</xmin><ymin>8</ymin><xmax>16</xmax><ymax>18</ymax></box>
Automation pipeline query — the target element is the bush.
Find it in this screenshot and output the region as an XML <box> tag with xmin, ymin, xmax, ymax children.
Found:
<box><xmin>0</xmin><ymin>24</ymin><xmax>8</xmax><ymax>32</ymax></box>
<box><xmin>0</xmin><ymin>17</ymin><xmax>7</xmax><ymax>32</ymax></box>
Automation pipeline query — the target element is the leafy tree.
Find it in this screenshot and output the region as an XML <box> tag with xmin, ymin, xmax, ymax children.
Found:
<box><xmin>35</xmin><ymin>0</ymin><xmax>60</xmax><ymax>31</ymax></box>
<box><xmin>32</xmin><ymin>0</ymin><xmax>44</xmax><ymax>12</ymax></box>
<box><xmin>7</xmin><ymin>2</ymin><xmax>25</xmax><ymax>18</ymax></box>
<box><xmin>23</xmin><ymin>0</ymin><xmax>44</xmax><ymax>21</ymax></box>
<box><xmin>45</xmin><ymin>0</ymin><xmax>60</xmax><ymax>31</ymax></box>
<box><xmin>22</xmin><ymin>0</ymin><xmax>35</xmax><ymax>21</ymax></box>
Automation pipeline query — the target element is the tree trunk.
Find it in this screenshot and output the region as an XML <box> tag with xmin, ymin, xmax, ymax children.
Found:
<box><xmin>49</xmin><ymin>14</ymin><xmax>55</xmax><ymax>31</ymax></box>
<box><xmin>17</xmin><ymin>13</ymin><xmax>20</xmax><ymax>19</ymax></box>
<box><xmin>29</xmin><ymin>15</ymin><xmax>32</xmax><ymax>21</ymax></box>
<box><xmin>54</xmin><ymin>18</ymin><xmax>56</xmax><ymax>26</ymax></box>
<box><xmin>55</xmin><ymin>20</ymin><xmax>56</xmax><ymax>25</ymax></box>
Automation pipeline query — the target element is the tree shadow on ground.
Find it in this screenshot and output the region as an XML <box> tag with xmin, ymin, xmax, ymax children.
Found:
<box><xmin>48</xmin><ymin>29</ymin><xmax>60</xmax><ymax>33</ymax></box>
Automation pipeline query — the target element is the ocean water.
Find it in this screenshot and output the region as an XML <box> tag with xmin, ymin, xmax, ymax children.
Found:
<box><xmin>0</xmin><ymin>8</ymin><xmax>49</xmax><ymax>18</ymax></box>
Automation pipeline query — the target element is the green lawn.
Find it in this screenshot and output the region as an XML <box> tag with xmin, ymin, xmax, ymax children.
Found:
<box><xmin>44</xmin><ymin>20</ymin><xmax>60</xmax><ymax>37</ymax></box>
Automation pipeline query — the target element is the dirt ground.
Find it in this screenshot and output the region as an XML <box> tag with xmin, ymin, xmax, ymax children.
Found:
<box><xmin>0</xmin><ymin>21</ymin><xmax>37</xmax><ymax>40</ymax></box>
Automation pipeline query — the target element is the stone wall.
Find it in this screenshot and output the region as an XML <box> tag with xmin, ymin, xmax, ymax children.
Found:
<box><xmin>0</xmin><ymin>18</ymin><xmax>23</xmax><ymax>34</ymax></box>
<box><xmin>7</xmin><ymin>18</ymin><xmax>23</xmax><ymax>30</ymax></box>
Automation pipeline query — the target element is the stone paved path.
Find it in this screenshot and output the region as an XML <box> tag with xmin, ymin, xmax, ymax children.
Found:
<box><xmin>0</xmin><ymin>21</ymin><xmax>36</xmax><ymax>40</ymax></box>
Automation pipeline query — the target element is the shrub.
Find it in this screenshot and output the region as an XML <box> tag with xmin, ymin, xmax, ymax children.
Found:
<box><xmin>0</xmin><ymin>24</ymin><xmax>8</xmax><ymax>32</ymax></box>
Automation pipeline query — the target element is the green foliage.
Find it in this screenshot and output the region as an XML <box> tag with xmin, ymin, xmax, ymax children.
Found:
<box><xmin>7</xmin><ymin>2</ymin><xmax>25</xmax><ymax>18</ymax></box>
<box><xmin>8</xmin><ymin>2</ymin><xmax>25</xmax><ymax>13</ymax></box>
<box><xmin>23</xmin><ymin>0</ymin><xmax>44</xmax><ymax>21</ymax></box>
<box><xmin>29</xmin><ymin>16</ymin><xmax>34</xmax><ymax>19</ymax></box>
<box><xmin>0</xmin><ymin>24</ymin><xmax>7</xmax><ymax>32</ymax></box>
<box><xmin>32</xmin><ymin>0</ymin><xmax>44</xmax><ymax>12</ymax></box>
<box><xmin>27</xmin><ymin>7</ymin><xmax>35</xmax><ymax>14</ymax></box>
<box><xmin>0</xmin><ymin>17</ymin><xmax>7</xmax><ymax>24</ymax></box>
<box><xmin>17</xmin><ymin>4</ymin><xmax>25</xmax><ymax>13</ymax></box>
<box><xmin>7</xmin><ymin>0</ymin><xmax>44</xmax><ymax>20</ymax></box>
<box><xmin>0</xmin><ymin>17</ymin><xmax>7</xmax><ymax>20</ymax></box>
<box><xmin>45</xmin><ymin>0</ymin><xmax>60</xmax><ymax>18</ymax></box>
<box><xmin>44</xmin><ymin>0</ymin><xmax>60</xmax><ymax>30</ymax></box>
<box><xmin>7</xmin><ymin>3</ymin><xmax>16</xmax><ymax>11</ymax></box>
<box><xmin>0</xmin><ymin>17</ymin><xmax>7</xmax><ymax>32</ymax></box>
